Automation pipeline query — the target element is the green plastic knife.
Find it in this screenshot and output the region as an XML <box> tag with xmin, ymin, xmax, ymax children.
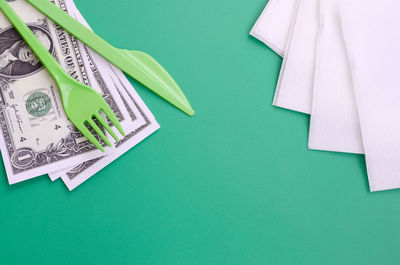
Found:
<box><xmin>25</xmin><ymin>0</ymin><xmax>195</xmax><ymax>116</ymax></box>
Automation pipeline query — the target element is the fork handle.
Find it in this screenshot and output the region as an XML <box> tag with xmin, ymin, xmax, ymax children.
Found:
<box><xmin>0</xmin><ymin>0</ymin><xmax>69</xmax><ymax>91</ymax></box>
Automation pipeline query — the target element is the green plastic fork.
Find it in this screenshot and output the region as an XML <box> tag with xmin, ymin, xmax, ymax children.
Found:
<box><xmin>0</xmin><ymin>0</ymin><xmax>125</xmax><ymax>152</ymax></box>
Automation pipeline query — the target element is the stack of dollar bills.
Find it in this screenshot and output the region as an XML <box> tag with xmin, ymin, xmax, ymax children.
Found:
<box><xmin>0</xmin><ymin>0</ymin><xmax>159</xmax><ymax>190</ymax></box>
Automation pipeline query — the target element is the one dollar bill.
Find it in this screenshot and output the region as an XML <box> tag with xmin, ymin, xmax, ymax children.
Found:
<box><xmin>0</xmin><ymin>0</ymin><xmax>133</xmax><ymax>184</ymax></box>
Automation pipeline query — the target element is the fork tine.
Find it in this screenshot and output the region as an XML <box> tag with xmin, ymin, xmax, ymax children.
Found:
<box><xmin>94</xmin><ymin>113</ymin><xmax>120</xmax><ymax>142</ymax></box>
<box><xmin>75</xmin><ymin>123</ymin><xmax>105</xmax><ymax>152</ymax></box>
<box><xmin>87</xmin><ymin>119</ymin><xmax>112</xmax><ymax>147</ymax></box>
<box><xmin>101</xmin><ymin>105</ymin><xmax>125</xmax><ymax>137</ymax></box>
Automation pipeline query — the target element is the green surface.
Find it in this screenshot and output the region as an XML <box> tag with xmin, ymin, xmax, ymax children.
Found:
<box><xmin>1</xmin><ymin>0</ymin><xmax>400</xmax><ymax>264</ymax></box>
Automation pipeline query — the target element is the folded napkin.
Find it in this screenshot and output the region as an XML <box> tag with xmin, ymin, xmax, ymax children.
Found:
<box><xmin>251</xmin><ymin>0</ymin><xmax>400</xmax><ymax>191</ymax></box>
<box><xmin>308</xmin><ymin>0</ymin><xmax>364</xmax><ymax>154</ymax></box>
<box><xmin>252</xmin><ymin>0</ymin><xmax>364</xmax><ymax>154</ymax></box>
<box><xmin>273</xmin><ymin>0</ymin><xmax>318</xmax><ymax>114</ymax></box>
<box><xmin>340</xmin><ymin>0</ymin><xmax>400</xmax><ymax>191</ymax></box>
<box><xmin>250</xmin><ymin>0</ymin><xmax>297</xmax><ymax>57</ymax></box>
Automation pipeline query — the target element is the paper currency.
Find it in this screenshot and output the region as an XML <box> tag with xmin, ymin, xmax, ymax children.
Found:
<box><xmin>0</xmin><ymin>0</ymin><xmax>157</xmax><ymax>187</ymax></box>
<box><xmin>48</xmin><ymin>0</ymin><xmax>159</xmax><ymax>190</ymax></box>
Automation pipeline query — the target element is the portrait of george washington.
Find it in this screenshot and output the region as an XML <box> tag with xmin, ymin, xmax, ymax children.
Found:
<box><xmin>0</xmin><ymin>25</ymin><xmax>53</xmax><ymax>79</ymax></box>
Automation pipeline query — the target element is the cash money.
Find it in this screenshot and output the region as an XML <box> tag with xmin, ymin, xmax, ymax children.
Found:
<box><xmin>48</xmin><ymin>0</ymin><xmax>159</xmax><ymax>190</ymax></box>
<box><xmin>0</xmin><ymin>0</ymin><xmax>151</xmax><ymax>185</ymax></box>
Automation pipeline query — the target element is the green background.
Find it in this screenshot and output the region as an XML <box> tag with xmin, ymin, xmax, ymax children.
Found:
<box><xmin>1</xmin><ymin>0</ymin><xmax>400</xmax><ymax>264</ymax></box>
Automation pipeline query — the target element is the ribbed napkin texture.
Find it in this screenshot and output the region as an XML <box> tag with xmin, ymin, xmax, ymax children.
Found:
<box><xmin>308</xmin><ymin>0</ymin><xmax>364</xmax><ymax>154</ymax></box>
<box><xmin>340</xmin><ymin>0</ymin><xmax>400</xmax><ymax>191</ymax></box>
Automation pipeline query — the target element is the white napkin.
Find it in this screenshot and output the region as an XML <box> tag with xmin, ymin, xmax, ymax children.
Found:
<box><xmin>273</xmin><ymin>0</ymin><xmax>319</xmax><ymax>114</ymax></box>
<box><xmin>250</xmin><ymin>0</ymin><xmax>297</xmax><ymax>57</ymax></box>
<box><xmin>252</xmin><ymin>0</ymin><xmax>364</xmax><ymax>154</ymax></box>
<box><xmin>251</xmin><ymin>0</ymin><xmax>400</xmax><ymax>191</ymax></box>
<box><xmin>308</xmin><ymin>0</ymin><xmax>364</xmax><ymax>154</ymax></box>
<box><xmin>340</xmin><ymin>0</ymin><xmax>400</xmax><ymax>191</ymax></box>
